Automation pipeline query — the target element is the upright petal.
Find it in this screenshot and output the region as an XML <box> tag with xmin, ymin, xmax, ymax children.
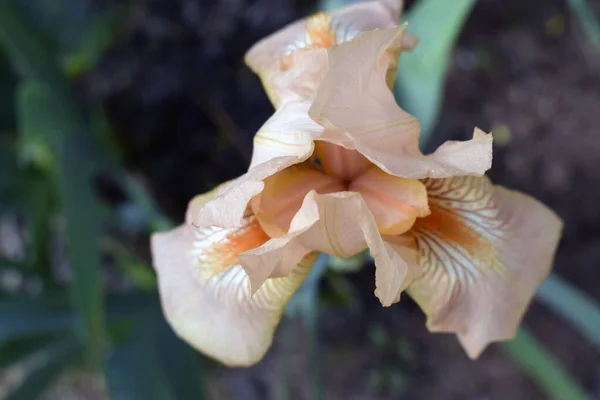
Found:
<box><xmin>151</xmin><ymin>218</ymin><xmax>318</xmax><ymax>366</ymax></box>
<box><xmin>245</xmin><ymin>1</ymin><xmax>412</xmax><ymax>107</ymax></box>
<box><xmin>249</xmin><ymin>100</ymin><xmax>322</xmax><ymax>169</ymax></box>
<box><xmin>239</xmin><ymin>191</ymin><xmax>420</xmax><ymax>306</ymax></box>
<box><xmin>309</xmin><ymin>26</ymin><xmax>493</xmax><ymax>179</ymax></box>
<box><xmin>407</xmin><ymin>176</ymin><xmax>562</xmax><ymax>358</ymax></box>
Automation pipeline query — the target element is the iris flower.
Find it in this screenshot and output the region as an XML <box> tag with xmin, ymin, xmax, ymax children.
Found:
<box><xmin>151</xmin><ymin>0</ymin><xmax>562</xmax><ymax>367</ymax></box>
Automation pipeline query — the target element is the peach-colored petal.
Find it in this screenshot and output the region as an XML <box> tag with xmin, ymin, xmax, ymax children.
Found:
<box><xmin>309</xmin><ymin>26</ymin><xmax>493</xmax><ymax>179</ymax></box>
<box><xmin>191</xmin><ymin>101</ymin><xmax>324</xmax><ymax>229</ymax></box>
<box><xmin>151</xmin><ymin>218</ymin><xmax>318</xmax><ymax>366</ymax></box>
<box><xmin>350</xmin><ymin>166</ymin><xmax>430</xmax><ymax>235</ymax></box>
<box><xmin>249</xmin><ymin>100</ymin><xmax>322</xmax><ymax>169</ymax></box>
<box><xmin>245</xmin><ymin>1</ymin><xmax>412</xmax><ymax>107</ymax></box>
<box><xmin>239</xmin><ymin>191</ymin><xmax>420</xmax><ymax>306</ymax></box>
<box><xmin>185</xmin><ymin>179</ymin><xmax>237</xmax><ymax>224</ymax></box>
<box><xmin>314</xmin><ymin>140</ymin><xmax>372</xmax><ymax>182</ymax></box>
<box><xmin>407</xmin><ymin>176</ymin><xmax>563</xmax><ymax>358</ymax></box>
<box><xmin>251</xmin><ymin>162</ymin><xmax>345</xmax><ymax>237</ymax></box>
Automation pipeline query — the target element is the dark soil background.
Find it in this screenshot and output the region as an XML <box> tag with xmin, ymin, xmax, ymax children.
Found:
<box><xmin>85</xmin><ymin>0</ymin><xmax>600</xmax><ymax>398</ymax></box>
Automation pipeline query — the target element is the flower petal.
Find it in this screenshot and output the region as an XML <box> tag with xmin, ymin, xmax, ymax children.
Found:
<box><xmin>249</xmin><ymin>100</ymin><xmax>322</xmax><ymax>169</ymax></box>
<box><xmin>245</xmin><ymin>1</ymin><xmax>411</xmax><ymax>107</ymax></box>
<box><xmin>239</xmin><ymin>191</ymin><xmax>419</xmax><ymax>306</ymax></box>
<box><xmin>151</xmin><ymin>218</ymin><xmax>318</xmax><ymax>366</ymax></box>
<box><xmin>407</xmin><ymin>176</ymin><xmax>563</xmax><ymax>358</ymax></box>
<box><xmin>349</xmin><ymin>166</ymin><xmax>430</xmax><ymax>235</ymax></box>
<box><xmin>251</xmin><ymin>162</ymin><xmax>345</xmax><ymax>237</ymax></box>
<box><xmin>309</xmin><ymin>26</ymin><xmax>493</xmax><ymax>179</ymax></box>
<box><xmin>190</xmin><ymin>98</ymin><xmax>330</xmax><ymax>229</ymax></box>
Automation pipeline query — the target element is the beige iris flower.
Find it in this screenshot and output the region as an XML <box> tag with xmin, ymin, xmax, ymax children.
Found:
<box><xmin>151</xmin><ymin>0</ymin><xmax>562</xmax><ymax>367</ymax></box>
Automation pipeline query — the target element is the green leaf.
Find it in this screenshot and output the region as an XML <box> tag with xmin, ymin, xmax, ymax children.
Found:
<box><xmin>318</xmin><ymin>0</ymin><xmax>362</xmax><ymax>12</ymax></box>
<box><xmin>0</xmin><ymin>334</ymin><xmax>63</xmax><ymax>370</ymax></box>
<box><xmin>0</xmin><ymin>52</ymin><xmax>17</xmax><ymax>131</ymax></box>
<box><xmin>500</xmin><ymin>328</ymin><xmax>590</xmax><ymax>400</ymax></box>
<box><xmin>395</xmin><ymin>0</ymin><xmax>477</xmax><ymax>147</ymax></box>
<box><xmin>106</xmin><ymin>314</ymin><xmax>173</xmax><ymax>400</ymax></box>
<box><xmin>156</xmin><ymin>318</ymin><xmax>205</xmax><ymax>400</ymax></box>
<box><xmin>55</xmin><ymin>134</ymin><xmax>106</xmax><ymax>366</ymax></box>
<box><xmin>284</xmin><ymin>254</ymin><xmax>328</xmax><ymax>400</ymax></box>
<box><xmin>536</xmin><ymin>273</ymin><xmax>600</xmax><ymax>351</ymax></box>
<box><xmin>103</xmin><ymin>237</ymin><xmax>157</xmax><ymax>290</ymax></box>
<box><xmin>107</xmin><ymin>303</ymin><xmax>204</xmax><ymax>400</ymax></box>
<box><xmin>0</xmin><ymin>1</ymin><xmax>67</xmax><ymax>93</ymax></box>
<box><xmin>16</xmin><ymin>80</ymin><xmax>106</xmax><ymax>366</ymax></box>
<box><xmin>566</xmin><ymin>0</ymin><xmax>600</xmax><ymax>49</ymax></box>
<box><xmin>0</xmin><ymin>296</ymin><xmax>74</xmax><ymax>342</ymax></box>
<box><xmin>3</xmin><ymin>336</ymin><xmax>81</xmax><ymax>400</ymax></box>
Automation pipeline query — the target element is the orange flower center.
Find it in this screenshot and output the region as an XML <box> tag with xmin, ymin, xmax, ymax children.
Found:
<box><xmin>251</xmin><ymin>142</ymin><xmax>430</xmax><ymax>238</ymax></box>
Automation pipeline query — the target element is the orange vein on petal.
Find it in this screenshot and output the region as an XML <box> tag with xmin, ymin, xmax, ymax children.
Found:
<box><xmin>195</xmin><ymin>217</ymin><xmax>270</xmax><ymax>282</ymax></box>
<box><xmin>412</xmin><ymin>205</ymin><xmax>497</xmax><ymax>266</ymax></box>
<box><xmin>305</xmin><ymin>13</ymin><xmax>336</xmax><ymax>49</ymax></box>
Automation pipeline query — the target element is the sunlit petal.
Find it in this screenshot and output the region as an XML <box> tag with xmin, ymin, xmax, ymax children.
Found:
<box><xmin>350</xmin><ymin>166</ymin><xmax>430</xmax><ymax>235</ymax></box>
<box><xmin>240</xmin><ymin>191</ymin><xmax>419</xmax><ymax>306</ymax></box>
<box><xmin>309</xmin><ymin>26</ymin><xmax>493</xmax><ymax>179</ymax></box>
<box><xmin>151</xmin><ymin>218</ymin><xmax>318</xmax><ymax>366</ymax></box>
<box><xmin>407</xmin><ymin>176</ymin><xmax>562</xmax><ymax>358</ymax></box>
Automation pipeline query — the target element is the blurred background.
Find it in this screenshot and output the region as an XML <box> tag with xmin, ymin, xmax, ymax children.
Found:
<box><xmin>0</xmin><ymin>0</ymin><xmax>599</xmax><ymax>399</ymax></box>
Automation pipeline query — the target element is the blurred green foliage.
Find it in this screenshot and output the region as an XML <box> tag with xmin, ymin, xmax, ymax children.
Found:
<box><xmin>0</xmin><ymin>0</ymin><xmax>203</xmax><ymax>398</ymax></box>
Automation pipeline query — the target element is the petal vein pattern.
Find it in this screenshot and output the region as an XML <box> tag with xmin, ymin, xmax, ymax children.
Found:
<box><xmin>151</xmin><ymin>221</ymin><xmax>318</xmax><ymax>366</ymax></box>
<box><xmin>408</xmin><ymin>176</ymin><xmax>563</xmax><ymax>358</ymax></box>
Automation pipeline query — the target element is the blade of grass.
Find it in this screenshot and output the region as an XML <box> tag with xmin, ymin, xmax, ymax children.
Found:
<box><xmin>536</xmin><ymin>273</ymin><xmax>600</xmax><ymax>351</ymax></box>
<box><xmin>395</xmin><ymin>0</ymin><xmax>478</xmax><ymax>147</ymax></box>
<box><xmin>566</xmin><ymin>0</ymin><xmax>600</xmax><ymax>49</ymax></box>
<box><xmin>3</xmin><ymin>336</ymin><xmax>81</xmax><ymax>400</ymax></box>
<box><xmin>500</xmin><ymin>328</ymin><xmax>590</xmax><ymax>400</ymax></box>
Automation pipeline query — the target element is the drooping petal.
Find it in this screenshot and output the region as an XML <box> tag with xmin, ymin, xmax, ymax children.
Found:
<box><xmin>309</xmin><ymin>26</ymin><xmax>493</xmax><ymax>179</ymax></box>
<box><xmin>407</xmin><ymin>176</ymin><xmax>563</xmax><ymax>358</ymax></box>
<box><xmin>151</xmin><ymin>218</ymin><xmax>318</xmax><ymax>366</ymax></box>
<box><xmin>239</xmin><ymin>191</ymin><xmax>420</xmax><ymax>306</ymax></box>
<box><xmin>349</xmin><ymin>166</ymin><xmax>430</xmax><ymax>235</ymax></box>
<box><xmin>245</xmin><ymin>1</ymin><xmax>413</xmax><ymax>107</ymax></box>
<box><xmin>251</xmin><ymin>162</ymin><xmax>345</xmax><ymax>237</ymax></box>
